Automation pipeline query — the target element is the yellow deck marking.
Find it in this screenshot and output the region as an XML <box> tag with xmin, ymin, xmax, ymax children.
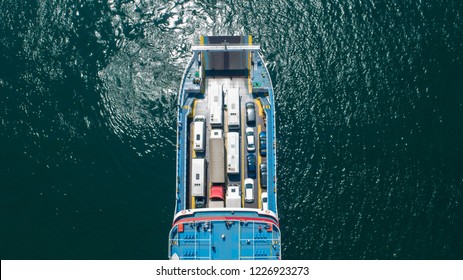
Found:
<box><xmin>190</xmin><ymin>118</ymin><xmax>195</xmax><ymax>209</ymax></box>
<box><xmin>191</xmin><ymin>124</ymin><xmax>197</xmax><ymax>160</ymax></box>
<box><xmin>186</xmin><ymin>104</ymin><xmax>193</xmax><ymax>119</ymax></box>
<box><xmin>257</xmin><ymin>124</ymin><xmax>262</xmax><ymax>209</ymax></box>
<box><xmin>248</xmin><ymin>35</ymin><xmax>253</xmax><ymax>94</ymax></box>
<box><xmin>256</xmin><ymin>98</ymin><xmax>264</xmax><ymax>117</ymax></box>
<box><xmin>241</xmin><ymin>100</ymin><xmax>246</xmax><ymax>207</ymax></box>
<box><xmin>208</xmin><ymin>181</ymin><xmax>211</xmax><ymax>208</ymax></box>
<box><xmin>200</xmin><ymin>36</ymin><xmax>205</xmax><ymax>93</ymax></box>
<box><xmin>191</xmin><ymin>99</ymin><xmax>198</xmax><ymax>159</ymax></box>
<box><xmin>190</xmin><ymin>34</ymin><xmax>202</xmax><ymax>209</ymax></box>
<box><xmin>191</xmin><ymin>99</ymin><xmax>197</xmax><ymax>118</ymax></box>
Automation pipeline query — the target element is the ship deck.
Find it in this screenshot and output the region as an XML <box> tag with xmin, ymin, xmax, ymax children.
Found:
<box><xmin>169</xmin><ymin>210</ymin><xmax>280</xmax><ymax>260</ymax></box>
<box><xmin>170</xmin><ymin>35</ymin><xmax>280</xmax><ymax>260</ymax></box>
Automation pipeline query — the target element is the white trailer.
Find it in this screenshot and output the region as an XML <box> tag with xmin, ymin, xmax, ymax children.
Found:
<box><xmin>226</xmin><ymin>132</ymin><xmax>239</xmax><ymax>174</ymax></box>
<box><xmin>191</xmin><ymin>158</ymin><xmax>205</xmax><ymax>197</ymax></box>
<box><xmin>226</xmin><ymin>88</ymin><xmax>240</xmax><ymax>129</ymax></box>
<box><xmin>209</xmin><ymin>85</ymin><xmax>223</xmax><ymax>127</ymax></box>
<box><xmin>193</xmin><ymin>115</ymin><xmax>206</xmax><ymax>152</ymax></box>
<box><xmin>226</xmin><ymin>184</ymin><xmax>242</xmax><ymax>208</ymax></box>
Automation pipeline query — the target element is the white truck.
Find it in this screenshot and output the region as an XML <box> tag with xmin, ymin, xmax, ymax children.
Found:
<box><xmin>226</xmin><ymin>184</ymin><xmax>242</xmax><ymax>208</ymax></box>
<box><xmin>209</xmin><ymin>129</ymin><xmax>225</xmax><ymax>184</ymax></box>
<box><xmin>226</xmin><ymin>132</ymin><xmax>239</xmax><ymax>174</ymax></box>
<box><xmin>209</xmin><ymin>85</ymin><xmax>223</xmax><ymax>127</ymax></box>
<box><xmin>226</xmin><ymin>88</ymin><xmax>240</xmax><ymax>129</ymax></box>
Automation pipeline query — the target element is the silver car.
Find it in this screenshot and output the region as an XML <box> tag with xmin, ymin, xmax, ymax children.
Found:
<box><xmin>246</xmin><ymin>102</ymin><xmax>256</xmax><ymax>124</ymax></box>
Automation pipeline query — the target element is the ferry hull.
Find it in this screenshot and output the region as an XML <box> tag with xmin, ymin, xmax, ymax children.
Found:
<box><xmin>169</xmin><ymin>36</ymin><xmax>280</xmax><ymax>260</ymax></box>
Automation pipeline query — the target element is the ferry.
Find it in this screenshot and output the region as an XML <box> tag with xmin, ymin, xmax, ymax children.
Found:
<box><xmin>168</xmin><ymin>36</ymin><xmax>280</xmax><ymax>260</ymax></box>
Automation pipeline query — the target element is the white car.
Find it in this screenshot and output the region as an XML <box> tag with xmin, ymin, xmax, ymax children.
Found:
<box><xmin>261</xmin><ymin>192</ymin><xmax>268</xmax><ymax>210</ymax></box>
<box><xmin>245</xmin><ymin>127</ymin><xmax>255</xmax><ymax>152</ymax></box>
<box><xmin>244</xmin><ymin>178</ymin><xmax>254</xmax><ymax>203</ymax></box>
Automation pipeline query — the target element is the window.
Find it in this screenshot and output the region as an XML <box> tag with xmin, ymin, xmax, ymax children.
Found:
<box><xmin>196</xmin><ymin>174</ymin><xmax>200</xmax><ymax>180</ymax></box>
<box><xmin>196</xmin><ymin>134</ymin><xmax>200</xmax><ymax>141</ymax></box>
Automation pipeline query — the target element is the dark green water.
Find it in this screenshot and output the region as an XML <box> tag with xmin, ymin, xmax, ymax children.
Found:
<box><xmin>1</xmin><ymin>0</ymin><xmax>462</xmax><ymax>260</ymax></box>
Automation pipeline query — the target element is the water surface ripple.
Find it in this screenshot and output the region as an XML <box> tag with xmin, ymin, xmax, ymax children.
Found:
<box><xmin>1</xmin><ymin>0</ymin><xmax>462</xmax><ymax>259</ymax></box>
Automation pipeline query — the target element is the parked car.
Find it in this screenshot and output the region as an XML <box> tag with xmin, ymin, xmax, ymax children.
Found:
<box><xmin>261</xmin><ymin>192</ymin><xmax>268</xmax><ymax>210</ymax></box>
<box><xmin>244</xmin><ymin>178</ymin><xmax>254</xmax><ymax>203</ymax></box>
<box><xmin>260</xmin><ymin>163</ymin><xmax>267</xmax><ymax>189</ymax></box>
<box><xmin>246</xmin><ymin>102</ymin><xmax>256</xmax><ymax>124</ymax></box>
<box><xmin>246</xmin><ymin>127</ymin><xmax>255</xmax><ymax>152</ymax></box>
<box><xmin>259</xmin><ymin>131</ymin><xmax>267</xmax><ymax>156</ymax></box>
<box><xmin>247</xmin><ymin>153</ymin><xmax>256</xmax><ymax>178</ymax></box>
<box><xmin>195</xmin><ymin>197</ymin><xmax>205</xmax><ymax>208</ymax></box>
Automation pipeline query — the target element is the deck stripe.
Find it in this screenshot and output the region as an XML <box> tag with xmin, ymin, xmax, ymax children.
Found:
<box><xmin>173</xmin><ymin>215</ymin><xmax>279</xmax><ymax>228</ymax></box>
<box><xmin>241</xmin><ymin>93</ymin><xmax>246</xmax><ymax>206</ymax></box>
<box><xmin>257</xmin><ymin>124</ymin><xmax>262</xmax><ymax>209</ymax></box>
<box><xmin>200</xmin><ymin>36</ymin><xmax>205</xmax><ymax>93</ymax></box>
<box><xmin>247</xmin><ymin>35</ymin><xmax>252</xmax><ymax>93</ymax></box>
